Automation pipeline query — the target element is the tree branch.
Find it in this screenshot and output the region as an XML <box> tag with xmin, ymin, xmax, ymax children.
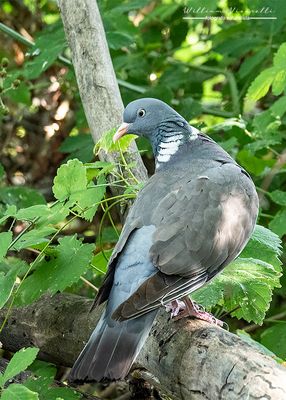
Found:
<box><xmin>1</xmin><ymin>293</ymin><xmax>285</xmax><ymax>400</ymax></box>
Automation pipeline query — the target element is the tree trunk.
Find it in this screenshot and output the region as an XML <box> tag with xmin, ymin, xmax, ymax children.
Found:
<box><xmin>57</xmin><ymin>0</ymin><xmax>148</xmax><ymax>187</ymax></box>
<box><xmin>1</xmin><ymin>293</ymin><xmax>286</xmax><ymax>400</ymax></box>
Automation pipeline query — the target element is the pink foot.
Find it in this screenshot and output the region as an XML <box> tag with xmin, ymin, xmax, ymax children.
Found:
<box><xmin>165</xmin><ymin>299</ymin><xmax>186</xmax><ymax>317</ymax></box>
<box><xmin>166</xmin><ymin>297</ymin><xmax>225</xmax><ymax>328</ymax></box>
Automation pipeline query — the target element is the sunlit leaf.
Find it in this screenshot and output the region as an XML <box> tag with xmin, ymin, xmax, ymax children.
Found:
<box><xmin>193</xmin><ymin>226</ymin><xmax>282</xmax><ymax>324</ymax></box>
<box><xmin>0</xmin><ymin>268</ymin><xmax>17</xmax><ymax>309</ymax></box>
<box><xmin>269</xmin><ymin>190</ymin><xmax>286</xmax><ymax>206</ymax></box>
<box><xmin>24</xmin><ymin>21</ymin><xmax>66</xmax><ymax>79</ymax></box>
<box><xmin>1</xmin><ymin>384</ymin><xmax>39</xmax><ymax>400</ymax></box>
<box><xmin>247</xmin><ymin>67</ymin><xmax>275</xmax><ymax>101</ymax></box>
<box><xmin>0</xmin><ymin>347</ymin><xmax>39</xmax><ymax>387</ymax></box>
<box><xmin>16</xmin><ymin>236</ymin><xmax>94</xmax><ymax>305</ymax></box>
<box><xmin>0</xmin><ymin>187</ymin><xmax>46</xmax><ymax>209</ymax></box>
<box><xmin>96</xmin><ymin>128</ymin><xmax>137</xmax><ymax>153</ymax></box>
<box><xmin>261</xmin><ymin>324</ymin><xmax>286</xmax><ymax>360</ymax></box>
<box><xmin>52</xmin><ymin>159</ymin><xmax>87</xmax><ymax>201</ymax></box>
<box><xmin>0</xmin><ymin>231</ymin><xmax>12</xmax><ymax>262</ymax></box>
<box><xmin>269</xmin><ymin>209</ymin><xmax>286</xmax><ymax>238</ymax></box>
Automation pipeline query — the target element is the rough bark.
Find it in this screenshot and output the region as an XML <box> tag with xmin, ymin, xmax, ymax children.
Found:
<box><xmin>1</xmin><ymin>294</ymin><xmax>285</xmax><ymax>400</ymax></box>
<box><xmin>57</xmin><ymin>0</ymin><xmax>148</xmax><ymax>186</ymax></box>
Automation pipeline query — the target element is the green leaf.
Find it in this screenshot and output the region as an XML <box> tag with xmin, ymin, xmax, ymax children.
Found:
<box><xmin>96</xmin><ymin>128</ymin><xmax>137</xmax><ymax>154</ymax></box>
<box><xmin>53</xmin><ymin>160</ymin><xmax>106</xmax><ymax>221</ymax></box>
<box><xmin>140</xmin><ymin>3</ymin><xmax>179</xmax><ymax>25</ymax></box>
<box><xmin>269</xmin><ymin>209</ymin><xmax>286</xmax><ymax>237</ymax></box>
<box><xmin>247</xmin><ymin>43</ymin><xmax>286</xmax><ymax>100</ymax></box>
<box><xmin>97</xmin><ymin>226</ymin><xmax>119</xmax><ymax>245</ymax></box>
<box><xmin>106</xmin><ymin>32</ymin><xmax>133</xmax><ymax>50</ymax></box>
<box><xmin>0</xmin><ymin>187</ymin><xmax>46</xmax><ymax>209</ymax></box>
<box><xmin>72</xmin><ymin>176</ymin><xmax>106</xmax><ymax>221</ymax></box>
<box><xmin>0</xmin><ymin>164</ymin><xmax>4</xmax><ymax>180</ymax></box>
<box><xmin>25</xmin><ymin>359</ymin><xmax>79</xmax><ymax>399</ymax></box>
<box><xmin>52</xmin><ymin>159</ymin><xmax>87</xmax><ymax>201</ymax></box>
<box><xmin>218</xmin><ymin>137</ymin><xmax>238</xmax><ymax>152</ymax></box>
<box><xmin>193</xmin><ymin>258</ymin><xmax>281</xmax><ymax>324</ymax></box>
<box><xmin>59</xmin><ymin>134</ymin><xmax>94</xmax><ymax>163</ymax></box>
<box><xmin>25</xmin><ymin>371</ymin><xmax>81</xmax><ymax>400</ymax></box>
<box><xmin>29</xmin><ymin>360</ymin><xmax>56</xmax><ymax>380</ymax></box>
<box><xmin>244</xmin><ymin>225</ymin><xmax>282</xmax><ymax>258</ymax></box>
<box><xmin>143</xmin><ymin>85</ymin><xmax>173</xmax><ymax>105</ymax></box>
<box><xmin>0</xmin><ymin>232</ymin><xmax>12</xmax><ymax>262</ymax></box>
<box><xmin>236</xmin><ymin>149</ymin><xmax>274</xmax><ymax>176</ymax></box>
<box><xmin>36</xmin><ymin>202</ymin><xmax>70</xmax><ymax>227</ymax></box>
<box><xmin>261</xmin><ymin>324</ymin><xmax>286</xmax><ymax>359</ymax></box>
<box><xmin>1</xmin><ymin>384</ymin><xmax>39</xmax><ymax>400</ymax></box>
<box><xmin>272</xmin><ymin>68</ymin><xmax>286</xmax><ymax>96</ymax></box>
<box><xmin>269</xmin><ymin>190</ymin><xmax>286</xmax><ymax>206</ymax></box>
<box><xmin>0</xmin><ymin>348</ymin><xmax>39</xmax><ymax>387</ymax></box>
<box><xmin>237</xmin><ymin>330</ymin><xmax>282</xmax><ymax>361</ymax></box>
<box><xmin>247</xmin><ymin>67</ymin><xmax>275</xmax><ymax>101</ymax></box>
<box><xmin>91</xmin><ymin>249</ymin><xmax>113</xmax><ymax>274</ymax></box>
<box><xmin>273</xmin><ymin>42</ymin><xmax>286</xmax><ymax>67</ymax></box>
<box><xmin>0</xmin><ymin>257</ymin><xmax>29</xmax><ymax>277</ymax></box>
<box><xmin>6</xmin><ymin>82</ymin><xmax>31</xmax><ymax>106</ymax></box>
<box><xmin>24</xmin><ymin>22</ymin><xmax>66</xmax><ymax>79</ymax></box>
<box><xmin>22</xmin><ymin>376</ymin><xmax>52</xmax><ymax>398</ymax></box>
<box><xmin>12</xmin><ymin>226</ymin><xmax>56</xmax><ymax>251</ymax></box>
<box><xmin>271</xmin><ymin>95</ymin><xmax>286</xmax><ymax>116</ymax></box>
<box><xmin>107</xmin><ymin>0</ymin><xmax>153</xmax><ymax>13</ymax></box>
<box><xmin>238</xmin><ymin>48</ymin><xmax>270</xmax><ymax>79</ymax></box>
<box><xmin>0</xmin><ymin>268</ymin><xmax>17</xmax><ymax>308</ymax></box>
<box><xmin>0</xmin><ymin>205</ymin><xmax>17</xmax><ymax>225</ymax></box>
<box><xmin>16</xmin><ymin>205</ymin><xmax>50</xmax><ymax>221</ymax></box>
<box><xmin>16</xmin><ymin>236</ymin><xmax>94</xmax><ymax>305</ymax></box>
<box><xmin>85</xmin><ymin>161</ymin><xmax>115</xmax><ymax>181</ymax></box>
<box><xmin>193</xmin><ymin>226</ymin><xmax>282</xmax><ymax>324</ymax></box>
<box><xmin>178</xmin><ymin>97</ymin><xmax>202</xmax><ymax>120</ymax></box>
<box><xmin>40</xmin><ymin>387</ymin><xmax>80</xmax><ymax>400</ymax></box>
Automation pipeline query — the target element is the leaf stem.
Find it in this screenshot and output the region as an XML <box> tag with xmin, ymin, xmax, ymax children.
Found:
<box><xmin>0</xmin><ymin>214</ymin><xmax>78</xmax><ymax>333</ymax></box>
<box><xmin>80</xmin><ymin>276</ymin><xmax>98</xmax><ymax>292</ymax></box>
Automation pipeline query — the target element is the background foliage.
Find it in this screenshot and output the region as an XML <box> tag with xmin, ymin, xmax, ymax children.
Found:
<box><xmin>0</xmin><ymin>0</ymin><xmax>286</xmax><ymax>398</ymax></box>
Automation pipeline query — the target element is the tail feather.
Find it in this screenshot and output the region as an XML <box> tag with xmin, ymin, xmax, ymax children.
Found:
<box><xmin>69</xmin><ymin>309</ymin><xmax>158</xmax><ymax>382</ymax></box>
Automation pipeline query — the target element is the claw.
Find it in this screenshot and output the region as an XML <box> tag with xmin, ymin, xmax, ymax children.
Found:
<box><xmin>165</xmin><ymin>300</ymin><xmax>186</xmax><ymax>317</ymax></box>
<box><xmin>166</xmin><ymin>297</ymin><xmax>225</xmax><ymax>328</ymax></box>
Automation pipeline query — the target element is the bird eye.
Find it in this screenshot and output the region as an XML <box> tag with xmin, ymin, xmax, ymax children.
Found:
<box><xmin>138</xmin><ymin>109</ymin><xmax>146</xmax><ymax>117</ymax></box>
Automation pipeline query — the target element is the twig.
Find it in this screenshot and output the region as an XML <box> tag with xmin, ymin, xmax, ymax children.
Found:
<box><xmin>80</xmin><ymin>277</ymin><xmax>98</xmax><ymax>292</ymax></box>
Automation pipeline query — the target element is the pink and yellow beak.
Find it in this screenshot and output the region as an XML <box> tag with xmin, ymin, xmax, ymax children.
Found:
<box><xmin>113</xmin><ymin>122</ymin><xmax>130</xmax><ymax>143</ymax></box>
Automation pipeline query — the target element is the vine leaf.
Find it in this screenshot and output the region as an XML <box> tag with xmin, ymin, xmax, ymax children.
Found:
<box><xmin>15</xmin><ymin>236</ymin><xmax>94</xmax><ymax>305</ymax></box>
<box><xmin>193</xmin><ymin>225</ymin><xmax>282</xmax><ymax>324</ymax></box>
<box><xmin>0</xmin><ymin>347</ymin><xmax>39</xmax><ymax>388</ymax></box>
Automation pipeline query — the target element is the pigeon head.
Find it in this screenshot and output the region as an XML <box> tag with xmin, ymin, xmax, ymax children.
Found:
<box><xmin>113</xmin><ymin>98</ymin><xmax>187</xmax><ymax>143</ymax></box>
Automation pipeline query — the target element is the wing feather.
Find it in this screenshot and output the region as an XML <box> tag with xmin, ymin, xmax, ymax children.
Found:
<box><xmin>113</xmin><ymin>162</ymin><xmax>258</xmax><ymax>320</ymax></box>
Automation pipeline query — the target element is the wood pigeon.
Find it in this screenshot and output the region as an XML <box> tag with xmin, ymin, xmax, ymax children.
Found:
<box><xmin>69</xmin><ymin>98</ymin><xmax>259</xmax><ymax>382</ymax></box>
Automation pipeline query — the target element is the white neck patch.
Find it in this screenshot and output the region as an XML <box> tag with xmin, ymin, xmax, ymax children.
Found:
<box><xmin>156</xmin><ymin>127</ymin><xmax>198</xmax><ymax>169</ymax></box>
<box><xmin>156</xmin><ymin>133</ymin><xmax>183</xmax><ymax>168</ymax></box>
<box><xmin>190</xmin><ymin>126</ymin><xmax>199</xmax><ymax>140</ymax></box>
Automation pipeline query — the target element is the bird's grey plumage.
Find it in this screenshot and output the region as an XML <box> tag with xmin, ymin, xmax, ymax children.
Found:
<box><xmin>70</xmin><ymin>98</ymin><xmax>259</xmax><ymax>382</ymax></box>
<box><xmin>69</xmin><ymin>226</ymin><xmax>158</xmax><ymax>381</ymax></box>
